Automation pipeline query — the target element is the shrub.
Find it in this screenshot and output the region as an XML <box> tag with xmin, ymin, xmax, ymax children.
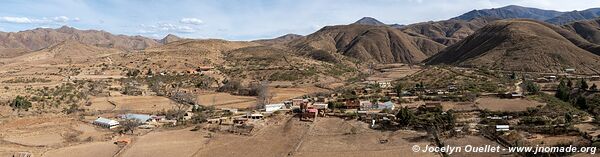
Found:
<box><xmin>10</xmin><ymin>96</ymin><xmax>32</xmax><ymax>111</ymax></box>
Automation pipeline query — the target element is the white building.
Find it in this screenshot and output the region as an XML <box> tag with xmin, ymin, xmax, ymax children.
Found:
<box><xmin>496</xmin><ymin>125</ymin><xmax>510</xmax><ymax>132</ymax></box>
<box><xmin>312</xmin><ymin>103</ymin><xmax>328</xmax><ymax>110</ymax></box>
<box><xmin>265</xmin><ymin>103</ymin><xmax>285</xmax><ymax>113</ymax></box>
<box><xmin>93</xmin><ymin>117</ymin><xmax>119</xmax><ymax>129</ymax></box>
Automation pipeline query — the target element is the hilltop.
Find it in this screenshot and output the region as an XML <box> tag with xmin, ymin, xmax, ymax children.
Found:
<box><xmin>426</xmin><ymin>19</ymin><xmax>600</xmax><ymax>74</ymax></box>
<box><xmin>289</xmin><ymin>24</ymin><xmax>445</xmax><ymax>64</ymax></box>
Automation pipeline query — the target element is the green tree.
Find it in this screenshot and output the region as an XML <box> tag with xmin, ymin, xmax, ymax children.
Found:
<box><xmin>580</xmin><ymin>79</ymin><xmax>589</xmax><ymax>90</ymax></box>
<box><xmin>555</xmin><ymin>80</ymin><xmax>570</xmax><ymax>101</ymax></box>
<box><xmin>523</xmin><ymin>80</ymin><xmax>540</xmax><ymax>95</ymax></box>
<box><xmin>567</xmin><ymin>79</ymin><xmax>573</xmax><ymax>88</ymax></box>
<box><xmin>576</xmin><ymin>96</ymin><xmax>588</xmax><ymax>110</ymax></box>
<box><xmin>393</xmin><ymin>83</ymin><xmax>403</xmax><ymax>97</ymax></box>
<box><xmin>10</xmin><ymin>96</ymin><xmax>32</xmax><ymax>112</ymax></box>
<box><xmin>510</xmin><ymin>72</ymin><xmax>517</xmax><ymax>80</ymax></box>
<box><xmin>396</xmin><ymin>107</ymin><xmax>415</xmax><ymax>126</ymax></box>
<box><xmin>565</xmin><ymin>112</ymin><xmax>573</xmax><ymax>124</ymax></box>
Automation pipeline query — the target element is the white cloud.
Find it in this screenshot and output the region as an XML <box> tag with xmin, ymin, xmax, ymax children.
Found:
<box><xmin>0</xmin><ymin>16</ymin><xmax>79</xmax><ymax>24</ymax></box>
<box><xmin>179</xmin><ymin>18</ymin><xmax>203</xmax><ymax>25</ymax></box>
<box><xmin>139</xmin><ymin>23</ymin><xmax>198</xmax><ymax>34</ymax></box>
<box><xmin>52</xmin><ymin>16</ymin><xmax>69</xmax><ymax>22</ymax></box>
<box><xmin>0</xmin><ymin>16</ymin><xmax>36</xmax><ymax>24</ymax></box>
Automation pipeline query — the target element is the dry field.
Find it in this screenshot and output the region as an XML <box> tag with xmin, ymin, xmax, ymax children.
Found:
<box><xmin>0</xmin><ymin>115</ymin><xmax>115</xmax><ymax>156</ymax></box>
<box><xmin>197</xmin><ymin>92</ymin><xmax>257</xmax><ymax>108</ymax></box>
<box><xmin>192</xmin><ymin>116</ymin><xmax>310</xmax><ymax>157</ymax></box>
<box><xmin>444</xmin><ymin>135</ymin><xmax>508</xmax><ymax>157</ymax></box>
<box><xmin>367</xmin><ymin>64</ymin><xmax>422</xmax><ymax>81</ymax></box>
<box><xmin>271</xmin><ymin>86</ymin><xmax>328</xmax><ymax>102</ymax></box>
<box><xmin>294</xmin><ymin>118</ymin><xmax>437</xmax><ymax>157</ymax></box>
<box><xmin>525</xmin><ymin>134</ymin><xmax>588</xmax><ymax>146</ymax></box>
<box><xmin>85</xmin><ymin>96</ymin><xmax>180</xmax><ymax>113</ymax></box>
<box><xmin>197</xmin><ymin>86</ymin><xmax>327</xmax><ymax>109</ymax></box>
<box><xmin>42</xmin><ymin>141</ymin><xmax>120</xmax><ymax>157</ymax></box>
<box><xmin>475</xmin><ymin>97</ymin><xmax>545</xmax><ymax>112</ymax></box>
<box><xmin>118</xmin><ymin>128</ymin><xmax>210</xmax><ymax>157</ymax></box>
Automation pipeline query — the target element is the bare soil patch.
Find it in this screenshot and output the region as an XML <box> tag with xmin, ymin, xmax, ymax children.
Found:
<box><xmin>475</xmin><ymin>98</ymin><xmax>545</xmax><ymax>112</ymax></box>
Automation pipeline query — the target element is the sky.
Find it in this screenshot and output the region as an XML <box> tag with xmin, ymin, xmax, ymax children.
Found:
<box><xmin>0</xmin><ymin>0</ymin><xmax>599</xmax><ymax>40</ymax></box>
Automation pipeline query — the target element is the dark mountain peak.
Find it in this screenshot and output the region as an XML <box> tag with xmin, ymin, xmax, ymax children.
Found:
<box><xmin>453</xmin><ymin>5</ymin><xmax>562</xmax><ymax>21</ymax></box>
<box><xmin>160</xmin><ymin>34</ymin><xmax>183</xmax><ymax>44</ymax></box>
<box><xmin>353</xmin><ymin>17</ymin><xmax>385</xmax><ymax>26</ymax></box>
<box><xmin>275</xmin><ymin>34</ymin><xmax>302</xmax><ymax>40</ymax></box>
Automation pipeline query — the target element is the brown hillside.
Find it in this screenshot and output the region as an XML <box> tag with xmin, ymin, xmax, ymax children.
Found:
<box><xmin>13</xmin><ymin>40</ymin><xmax>122</xmax><ymax>64</ymax></box>
<box><xmin>159</xmin><ymin>34</ymin><xmax>183</xmax><ymax>44</ymax></box>
<box><xmin>289</xmin><ymin>24</ymin><xmax>445</xmax><ymax>64</ymax></box>
<box><xmin>401</xmin><ymin>17</ymin><xmax>499</xmax><ymax>45</ymax></box>
<box><xmin>0</xmin><ymin>26</ymin><xmax>158</xmax><ymax>51</ymax></box>
<box><xmin>563</xmin><ymin>18</ymin><xmax>600</xmax><ymax>44</ymax></box>
<box><xmin>254</xmin><ymin>34</ymin><xmax>303</xmax><ymax>46</ymax></box>
<box><xmin>222</xmin><ymin>46</ymin><xmax>356</xmax><ymax>82</ymax></box>
<box><xmin>426</xmin><ymin>19</ymin><xmax>600</xmax><ymax>74</ymax></box>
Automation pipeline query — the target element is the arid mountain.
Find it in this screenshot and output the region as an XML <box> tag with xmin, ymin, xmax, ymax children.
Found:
<box><xmin>401</xmin><ymin>17</ymin><xmax>499</xmax><ymax>45</ymax></box>
<box><xmin>426</xmin><ymin>19</ymin><xmax>600</xmax><ymax>74</ymax></box>
<box><xmin>289</xmin><ymin>24</ymin><xmax>446</xmax><ymax>64</ymax></box>
<box><xmin>0</xmin><ymin>26</ymin><xmax>159</xmax><ymax>51</ymax></box>
<box><xmin>159</xmin><ymin>34</ymin><xmax>183</xmax><ymax>44</ymax></box>
<box><xmin>453</xmin><ymin>5</ymin><xmax>563</xmax><ymax>21</ymax></box>
<box><xmin>253</xmin><ymin>34</ymin><xmax>303</xmax><ymax>46</ymax></box>
<box><xmin>546</xmin><ymin>8</ymin><xmax>600</xmax><ymax>25</ymax></box>
<box><xmin>11</xmin><ymin>40</ymin><xmax>122</xmax><ymax>64</ymax></box>
<box><xmin>353</xmin><ymin>17</ymin><xmax>386</xmax><ymax>26</ymax></box>
<box><xmin>222</xmin><ymin>46</ymin><xmax>356</xmax><ymax>82</ymax></box>
<box><xmin>563</xmin><ymin>18</ymin><xmax>600</xmax><ymax>45</ymax></box>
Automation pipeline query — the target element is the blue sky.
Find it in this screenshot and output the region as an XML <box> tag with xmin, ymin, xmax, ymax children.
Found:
<box><xmin>0</xmin><ymin>0</ymin><xmax>599</xmax><ymax>40</ymax></box>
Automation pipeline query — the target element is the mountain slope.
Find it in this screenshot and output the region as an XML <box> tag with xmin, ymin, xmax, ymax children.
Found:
<box><xmin>0</xmin><ymin>26</ymin><xmax>159</xmax><ymax>51</ymax></box>
<box><xmin>289</xmin><ymin>24</ymin><xmax>446</xmax><ymax>64</ymax></box>
<box><xmin>159</xmin><ymin>34</ymin><xmax>183</xmax><ymax>44</ymax></box>
<box><xmin>426</xmin><ymin>19</ymin><xmax>600</xmax><ymax>74</ymax></box>
<box><xmin>253</xmin><ymin>34</ymin><xmax>303</xmax><ymax>46</ymax></box>
<box><xmin>401</xmin><ymin>17</ymin><xmax>499</xmax><ymax>45</ymax></box>
<box><xmin>563</xmin><ymin>18</ymin><xmax>600</xmax><ymax>45</ymax></box>
<box><xmin>13</xmin><ymin>40</ymin><xmax>122</xmax><ymax>64</ymax></box>
<box><xmin>453</xmin><ymin>5</ymin><xmax>563</xmax><ymax>21</ymax></box>
<box><xmin>546</xmin><ymin>8</ymin><xmax>600</xmax><ymax>25</ymax></box>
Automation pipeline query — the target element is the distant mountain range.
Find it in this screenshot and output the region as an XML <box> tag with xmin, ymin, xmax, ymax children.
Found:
<box><xmin>453</xmin><ymin>5</ymin><xmax>600</xmax><ymax>25</ymax></box>
<box><xmin>2</xmin><ymin>5</ymin><xmax>600</xmax><ymax>75</ymax></box>
<box><xmin>0</xmin><ymin>26</ymin><xmax>158</xmax><ymax>51</ymax></box>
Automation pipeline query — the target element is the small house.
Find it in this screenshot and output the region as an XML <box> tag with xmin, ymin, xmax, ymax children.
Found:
<box><xmin>312</xmin><ymin>103</ymin><xmax>328</xmax><ymax>110</ymax></box>
<box><xmin>565</xmin><ymin>68</ymin><xmax>576</xmax><ymax>73</ymax></box>
<box><xmin>344</xmin><ymin>100</ymin><xmax>360</xmax><ymax>109</ymax></box>
<box><xmin>359</xmin><ymin>100</ymin><xmax>373</xmax><ymax>110</ymax></box>
<box><xmin>292</xmin><ymin>99</ymin><xmax>306</xmax><ymax>107</ymax></box>
<box><xmin>265</xmin><ymin>103</ymin><xmax>285</xmax><ymax>113</ymax></box>
<box><xmin>121</xmin><ymin>113</ymin><xmax>152</xmax><ymax>123</ymax></box>
<box><xmin>93</xmin><ymin>117</ymin><xmax>120</xmax><ymax>129</ymax></box>
<box><xmin>245</xmin><ymin>113</ymin><xmax>264</xmax><ymax>120</ymax></box>
<box><xmin>496</xmin><ymin>125</ymin><xmax>510</xmax><ymax>132</ymax></box>
<box><xmin>377</xmin><ymin>101</ymin><xmax>395</xmax><ymax>110</ymax></box>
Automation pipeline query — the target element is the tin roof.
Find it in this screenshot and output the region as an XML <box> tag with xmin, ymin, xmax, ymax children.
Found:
<box><xmin>94</xmin><ymin>117</ymin><xmax>119</xmax><ymax>125</ymax></box>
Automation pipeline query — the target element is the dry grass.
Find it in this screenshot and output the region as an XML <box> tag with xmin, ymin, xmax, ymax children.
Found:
<box><xmin>475</xmin><ymin>97</ymin><xmax>545</xmax><ymax>112</ymax></box>
<box><xmin>42</xmin><ymin>141</ymin><xmax>119</xmax><ymax>157</ymax></box>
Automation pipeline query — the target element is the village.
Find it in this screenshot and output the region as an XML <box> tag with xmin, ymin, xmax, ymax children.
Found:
<box><xmin>9</xmin><ymin>65</ymin><xmax>592</xmax><ymax>157</ymax></box>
